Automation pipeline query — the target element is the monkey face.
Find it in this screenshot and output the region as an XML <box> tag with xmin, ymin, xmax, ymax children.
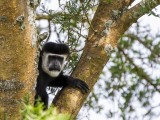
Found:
<box><xmin>42</xmin><ymin>53</ymin><xmax>67</xmax><ymax>77</ymax></box>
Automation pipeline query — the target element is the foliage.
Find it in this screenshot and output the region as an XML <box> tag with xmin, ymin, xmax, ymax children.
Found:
<box><xmin>37</xmin><ymin>0</ymin><xmax>97</xmax><ymax>73</ymax></box>
<box><xmin>85</xmin><ymin>23</ymin><xmax>160</xmax><ymax>120</ymax></box>
<box><xmin>20</xmin><ymin>96</ymin><xmax>71</xmax><ymax>120</ymax></box>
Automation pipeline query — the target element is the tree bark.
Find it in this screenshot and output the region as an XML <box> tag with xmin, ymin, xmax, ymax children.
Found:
<box><xmin>54</xmin><ymin>0</ymin><xmax>160</xmax><ymax>119</ymax></box>
<box><xmin>0</xmin><ymin>0</ymin><xmax>37</xmax><ymax>119</ymax></box>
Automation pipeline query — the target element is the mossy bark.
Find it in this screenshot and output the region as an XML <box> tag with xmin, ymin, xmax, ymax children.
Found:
<box><xmin>0</xmin><ymin>0</ymin><xmax>37</xmax><ymax>119</ymax></box>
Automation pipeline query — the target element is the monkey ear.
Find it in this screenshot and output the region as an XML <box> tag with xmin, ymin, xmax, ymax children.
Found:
<box><xmin>40</xmin><ymin>52</ymin><xmax>46</xmax><ymax>57</ymax></box>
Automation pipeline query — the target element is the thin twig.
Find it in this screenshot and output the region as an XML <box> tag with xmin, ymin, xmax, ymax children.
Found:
<box><xmin>46</xmin><ymin>20</ymin><xmax>51</xmax><ymax>42</ymax></box>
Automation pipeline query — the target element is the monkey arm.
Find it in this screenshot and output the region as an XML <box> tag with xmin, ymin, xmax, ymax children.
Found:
<box><xmin>49</xmin><ymin>74</ymin><xmax>89</xmax><ymax>94</ymax></box>
<box><xmin>61</xmin><ymin>75</ymin><xmax>89</xmax><ymax>94</ymax></box>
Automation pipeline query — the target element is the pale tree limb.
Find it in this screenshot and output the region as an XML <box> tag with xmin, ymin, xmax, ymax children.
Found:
<box><xmin>36</xmin><ymin>13</ymin><xmax>77</xmax><ymax>20</ymax></box>
<box><xmin>36</xmin><ymin>14</ymin><xmax>52</xmax><ymax>20</ymax></box>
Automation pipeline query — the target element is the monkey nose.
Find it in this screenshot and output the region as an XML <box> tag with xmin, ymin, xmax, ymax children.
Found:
<box><xmin>49</xmin><ymin>65</ymin><xmax>60</xmax><ymax>71</ymax></box>
<box><xmin>49</xmin><ymin>67</ymin><xmax>54</xmax><ymax>71</ymax></box>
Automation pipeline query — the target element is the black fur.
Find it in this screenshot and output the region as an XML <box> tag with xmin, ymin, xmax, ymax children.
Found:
<box><xmin>42</xmin><ymin>42</ymin><xmax>70</xmax><ymax>54</ymax></box>
<box><xmin>35</xmin><ymin>42</ymin><xmax>89</xmax><ymax>108</ymax></box>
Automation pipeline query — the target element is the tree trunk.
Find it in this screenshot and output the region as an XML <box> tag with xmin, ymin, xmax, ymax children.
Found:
<box><xmin>54</xmin><ymin>0</ymin><xmax>160</xmax><ymax>119</ymax></box>
<box><xmin>0</xmin><ymin>0</ymin><xmax>37</xmax><ymax>119</ymax></box>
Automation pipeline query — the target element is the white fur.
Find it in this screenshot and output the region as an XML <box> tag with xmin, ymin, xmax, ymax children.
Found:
<box><xmin>42</xmin><ymin>52</ymin><xmax>67</xmax><ymax>77</ymax></box>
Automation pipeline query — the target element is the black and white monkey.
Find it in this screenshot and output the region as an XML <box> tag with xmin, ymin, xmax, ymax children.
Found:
<box><xmin>35</xmin><ymin>42</ymin><xmax>89</xmax><ymax>108</ymax></box>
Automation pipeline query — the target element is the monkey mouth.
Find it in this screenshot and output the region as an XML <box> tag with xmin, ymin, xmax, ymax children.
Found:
<box><xmin>47</xmin><ymin>70</ymin><xmax>61</xmax><ymax>77</ymax></box>
<box><xmin>49</xmin><ymin>67</ymin><xmax>60</xmax><ymax>71</ymax></box>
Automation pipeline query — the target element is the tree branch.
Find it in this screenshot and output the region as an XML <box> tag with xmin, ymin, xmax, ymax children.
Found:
<box><xmin>121</xmin><ymin>0</ymin><xmax>160</xmax><ymax>24</ymax></box>
<box><xmin>53</xmin><ymin>0</ymin><xmax>160</xmax><ymax>118</ymax></box>
<box><xmin>46</xmin><ymin>20</ymin><xmax>51</xmax><ymax>42</ymax></box>
<box><xmin>36</xmin><ymin>14</ymin><xmax>52</xmax><ymax>20</ymax></box>
<box><xmin>36</xmin><ymin>12</ymin><xmax>79</xmax><ymax>20</ymax></box>
<box><xmin>99</xmin><ymin>0</ymin><xmax>160</xmax><ymax>48</ymax></box>
<box><xmin>54</xmin><ymin>0</ymin><xmax>135</xmax><ymax>117</ymax></box>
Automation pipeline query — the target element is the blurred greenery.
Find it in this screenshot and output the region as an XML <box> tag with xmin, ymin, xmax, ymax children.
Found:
<box><xmin>20</xmin><ymin>95</ymin><xmax>71</xmax><ymax>120</ymax></box>
<box><xmin>83</xmin><ymin>23</ymin><xmax>160</xmax><ymax>120</ymax></box>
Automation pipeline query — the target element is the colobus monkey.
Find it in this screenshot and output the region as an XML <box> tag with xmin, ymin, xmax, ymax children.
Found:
<box><xmin>35</xmin><ymin>42</ymin><xmax>89</xmax><ymax>108</ymax></box>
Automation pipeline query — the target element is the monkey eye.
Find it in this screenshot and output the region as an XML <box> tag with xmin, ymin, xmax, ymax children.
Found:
<box><xmin>49</xmin><ymin>56</ymin><xmax>64</xmax><ymax>60</ymax></box>
<box><xmin>48</xmin><ymin>55</ymin><xmax>64</xmax><ymax>62</ymax></box>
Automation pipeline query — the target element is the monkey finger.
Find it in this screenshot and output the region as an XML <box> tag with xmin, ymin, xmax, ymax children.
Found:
<box><xmin>79</xmin><ymin>81</ymin><xmax>89</xmax><ymax>91</ymax></box>
<box><xmin>79</xmin><ymin>83</ymin><xmax>89</xmax><ymax>93</ymax></box>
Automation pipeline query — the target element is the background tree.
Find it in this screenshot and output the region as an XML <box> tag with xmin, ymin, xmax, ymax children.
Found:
<box><xmin>0</xmin><ymin>0</ymin><xmax>37</xmax><ymax>119</ymax></box>
<box><xmin>0</xmin><ymin>0</ymin><xmax>160</xmax><ymax>120</ymax></box>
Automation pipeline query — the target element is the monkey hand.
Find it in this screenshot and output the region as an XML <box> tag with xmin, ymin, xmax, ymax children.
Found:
<box><xmin>67</xmin><ymin>78</ymin><xmax>89</xmax><ymax>94</ymax></box>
